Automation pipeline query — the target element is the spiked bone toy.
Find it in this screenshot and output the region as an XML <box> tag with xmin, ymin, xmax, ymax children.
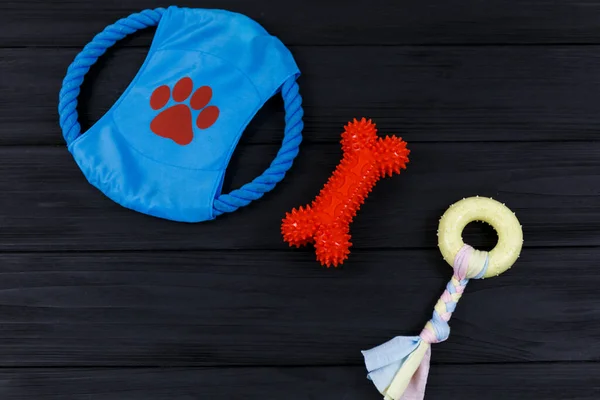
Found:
<box><xmin>281</xmin><ymin>118</ymin><xmax>410</xmax><ymax>267</ymax></box>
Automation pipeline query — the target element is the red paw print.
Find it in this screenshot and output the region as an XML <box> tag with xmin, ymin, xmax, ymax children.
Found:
<box><xmin>150</xmin><ymin>77</ymin><xmax>220</xmax><ymax>145</ymax></box>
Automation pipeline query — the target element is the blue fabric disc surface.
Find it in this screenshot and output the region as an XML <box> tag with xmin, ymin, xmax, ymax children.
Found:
<box><xmin>68</xmin><ymin>6</ymin><xmax>300</xmax><ymax>222</ymax></box>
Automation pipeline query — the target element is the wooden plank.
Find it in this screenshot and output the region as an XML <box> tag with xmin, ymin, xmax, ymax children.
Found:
<box><xmin>5</xmin><ymin>46</ymin><xmax>600</xmax><ymax>146</ymax></box>
<box><xmin>5</xmin><ymin>1</ymin><xmax>600</xmax><ymax>46</ymax></box>
<box><xmin>0</xmin><ymin>142</ymin><xmax>598</xmax><ymax>251</ymax></box>
<box><xmin>0</xmin><ymin>363</ymin><xmax>598</xmax><ymax>399</ymax></box>
<box><xmin>0</xmin><ymin>248</ymin><xmax>597</xmax><ymax>366</ymax></box>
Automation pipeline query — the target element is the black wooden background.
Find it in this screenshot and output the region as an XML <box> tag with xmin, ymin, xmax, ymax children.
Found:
<box><xmin>1</xmin><ymin>0</ymin><xmax>600</xmax><ymax>399</ymax></box>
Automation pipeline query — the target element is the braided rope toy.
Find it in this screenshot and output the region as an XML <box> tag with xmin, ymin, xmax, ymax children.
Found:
<box><xmin>362</xmin><ymin>197</ymin><xmax>523</xmax><ymax>399</ymax></box>
<box><xmin>58</xmin><ymin>7</ymin><xmax>303</xmax><ymax>222</ymax></box>
<box><xmin>281</xmin><ymin>118</ymin><xmax>410</xmax><ymax>267</ymax></box>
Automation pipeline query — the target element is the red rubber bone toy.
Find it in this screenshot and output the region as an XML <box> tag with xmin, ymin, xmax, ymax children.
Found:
<box><xmin>281</xmin><ymin>118</ymin><xmax>410</xmax><ymax>267</ymax></box>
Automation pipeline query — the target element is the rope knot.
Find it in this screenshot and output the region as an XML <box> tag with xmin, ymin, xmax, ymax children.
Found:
<box><xmin>453</xmin><ymin>244</ymin><xmax>489</xmax><ymax>280</ymax></box>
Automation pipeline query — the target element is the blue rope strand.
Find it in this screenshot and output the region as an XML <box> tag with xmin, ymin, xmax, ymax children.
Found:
<box><xmin>213</xmin><ymin>78</ymin><xmax>304</xmax><ymax>216</ymax></box>
<box><xmin>58</xmin><ymin>8</ymin><xmax>303</xmax><ymax>219</ymax></box>
<box><xmin>58</xmin><ymin>8</ymin><xmax>166</xmax><ymax>145</ymax></box>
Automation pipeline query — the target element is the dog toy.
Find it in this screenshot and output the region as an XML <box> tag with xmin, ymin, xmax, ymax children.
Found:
<box><xmin>362</xmin><ymin>197</ymin><xmax>523</xmax><ymax>400</ymax></box>
<box><xmin>58</xmin><ymin>6</ymin><xmax>303</xmax><ymax>222</ymax></box>
<box><xmin>281</xmin><ymin>118</ymin><xmax>410</xmax><ymax>267</ymax></box>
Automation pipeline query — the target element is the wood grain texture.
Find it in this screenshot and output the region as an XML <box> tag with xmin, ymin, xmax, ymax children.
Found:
<box><xmin>0</xmin><ymin>249</ymin><xmax>597</xmax><ymax>366</ymax></box>
<box><xmin>5</xmin><ymin>46</ymin><xmax>600</xmax><ymax>145</ymax></box>
<box><xmin>0</xmin><ymin>143</ymin><xmax>597</xmax><ymax>251</ymax></box>
<box><xmin>0</xmin><ymin>363</ymin><xmax>598</xmax><ymax>399</ymax></box>
<box><xmin>2</xmin><ymin>0</ymin><xmax>600</xmax><ymax>397</ymax></box>
<box><xmin>5</xmin><ymin>0</ymin><xmax>600</xmax><ymax>46</ymax></box>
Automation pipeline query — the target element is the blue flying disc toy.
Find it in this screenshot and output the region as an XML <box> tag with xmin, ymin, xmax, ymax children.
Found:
<box><xmin>58</xmin><ymin>6</ymin><xmax>303</xmax><ymax>222</ymax></box>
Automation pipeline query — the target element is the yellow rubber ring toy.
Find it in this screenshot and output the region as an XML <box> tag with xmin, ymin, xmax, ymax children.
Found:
<box><xmin>361</xmin><ymin>196</ymin><xmax>524</xmax><ymax>400</ymax></box>
<box><xmin>438</xmin><ymin>196</ymin><xmax>523</xmax><ymax>277</ymax></box>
